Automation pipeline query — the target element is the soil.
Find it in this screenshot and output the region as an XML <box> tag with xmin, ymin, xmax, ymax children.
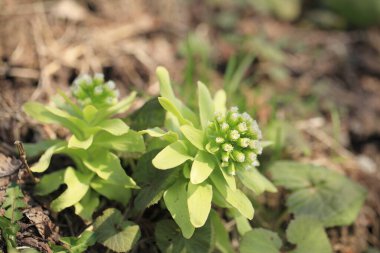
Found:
<box><xmin>0</xmin><ymin>0</ymin><xmax>379</xmax><ymax>252</ymax></box>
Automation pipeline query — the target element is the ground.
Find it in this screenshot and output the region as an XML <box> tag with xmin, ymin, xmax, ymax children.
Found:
<box><xmin>0</xmin><ymin>0</ymin><xmax>379</xmax><ymax>252</ymax></box>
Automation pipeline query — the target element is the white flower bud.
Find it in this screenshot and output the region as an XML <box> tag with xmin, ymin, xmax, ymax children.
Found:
<box><xmin>237</xmin><ymin>122</ymin><xmax>248</xmax><ymax>132</ymax></box>
<box><xmin>94</xmin><ymin>86</ymin><xmax>103</xmax><ymax>95</ymax></box>
<box><xmin>238</xmin><ymin>138</ymin><xmax>250</xmax><ymax>148</ymax></box>
<box><xmin>106</xmin><ymin>80</ymin><xmax>116</xmax><ymax>90</ymax></box>
<box><xmin>222</xmin><ymin>143</ymin><xmax>233</xmax><ymax>152</ymax></box>
<box><xmin>215</xmin><ymin>137</ymin><xmax>225</xmax><ymax>144</ymax></box>
<box><xmin>229</xmin><ymin>130</ymin><xmax>240</xmax><ymax>141</ymax></box>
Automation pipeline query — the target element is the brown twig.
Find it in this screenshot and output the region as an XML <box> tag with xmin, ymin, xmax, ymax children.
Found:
<box><xmin>14</xmin><ymin>140</ymin><xmax>36</xmax><ymax>183</ymax></box>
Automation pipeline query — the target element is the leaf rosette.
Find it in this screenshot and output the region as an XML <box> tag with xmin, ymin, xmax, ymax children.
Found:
<box><xmin>23</xmin><ymin>74</ymin><xmax>145</xmax><ymax>220</ymax></box>
<box><xmin>143</xmin><ymin>67</ymin><xmax>276</xmax><ymax>238</ymax></box>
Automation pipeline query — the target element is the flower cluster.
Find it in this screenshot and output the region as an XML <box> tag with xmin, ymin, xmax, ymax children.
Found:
<box><xmin>71</xmin><ymin>74</ymin><xmax>119</xmax><ymax>108</ymax></box>
<box><xmin>206</xmin><ymin>107</ymin><xmax>262</xmax><ymax>175</ymax></box>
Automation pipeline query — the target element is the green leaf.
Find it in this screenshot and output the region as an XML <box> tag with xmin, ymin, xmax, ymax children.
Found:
<box><xmin>198</xmin><ymin>81</ymin><xmax>215</xmax><ymax>128</ymax></box>
<box><xmin>269</xmin><ymin>161</ymin><xmax>367</xmax><ymax>227</ymax></box>
<box><xmin>233</xmin><ymin>211</ymin><xmax>251</xmax><ymax>236</ymax></box>
<box><xmin>155</xmin><ymin>219</ymin><xmax>214</xmax><ymax>253</ymax></box>
<box><xmin>211</xmin><ymin>170</ymin><xmax>254</xmax><ymax>219</ymax></box>
<box><xmin>130</xmin><ymin>97</ymin><xmax>166</xmax><ymax>131</ymax></box>
<box><xmin>140</xmin><ymin>127</ymin><xmax>178</xmax><ymax>143</ymax></box>
<box><xmin>133</xmin><ymin>150</ymin><xmax>179</xmax><ymax>211</ymax></box>
<box><xmin>90</xmin><ymin>176</ymin><xmax>132</xmax><ymax>206</ymax></box>
<box><xmin>213</xmin><ymin>89</ymin><xmax>226</xmax><ymax>114</ymax></box>
<box><xmin>240</xmin><ymin>229</ymin><xmax>282</xmax><ymax>253</ymax></box>
<box><xmin>152</xmin><ymin>140</ymin><xmax>193</xmax><ymax>170</ymax></box>
<box><xmin>158</xmin><ymin>97</ymin><xmax>192</xmax><ymax>126</ymax></box>
<box><xmin>287</xmin><ymin>216</ymin><xmax>332</xmax><ymax>253</ymax></box>
<box><xmin>94</xmin><ymin>208</ymin><xmax>140</xmax><ymax>253</ymax></box>
<box><xmin>163</xmin><ymin>181</ymin><xmax>195</xmax><ymax>239</ymax></box>
<box><xmin>190</xmin><ymin>151</ymin><xmax>215</xmax><ymax>184</ymax></box>
<box><xmin>221</xmin><ymin>168</ymin><xmax>236</xmax><ymax>191</ymax></box>
<box><xmin>23</xmin><ymin>140</ymin><xmax>64</xmax><ymax>158</ymax></box>
<box><xmin>180</xmin><ymin>125</ymin><xmax>204</xmax><ymax>150</ymax></box>
<box><xmin>101</xmin><ymin>91</ymin><xmax>136</xmax><ymax>119</ymax></box>
<box><xmin>23</xmin><ymin>102</ymin><xmax>85</xmax><ymax>137</ymax></box>
<box><xmin>156</xmin><ymin>66</ymin><xmax>199</xmax><ymax>126</ymax></box>
<box><xmin>74</xmin><ymin>190</ymin><xmax>99</xmax><ymax>221</ymax></box>
<box><xmin>187</xmin><ymin>182</ymin><xmax>212</xmax><ymax>228</ymax></box>
<box><xmin>51</xmin><ymin>167</ymin><xmax>92</xmax><ymax>212</ymax></box>
<box><xmin>34</xmin><ymin>169</ymin><xmax>65</xmax><ymax>196</ymax></box>
<box><xmin>60</xmin><ymin>231</ymin><xmax>96</xmax><ymax>253</ymax></box>
<box><xmin>210</xmin><ymin>211</ymin><xmax>234</xmax><ymax>253</ymax></box>
<box><xmin>237</xmin><ymin>168</ymin><xmax>277</xmax><ymax>195</ymax></box>
<box><xmin>97</xmin><ymin>118</ymin><xmax>129</xmax><ymax>136</ymax></box>
<box><xmin>84</xmin><ymin>151</ymin><xmax>137</xmax><ymax>188</ymax></box>
<box><xmin>30</xmin><ymin>142</ymin><xmax>66</xmax><ymax>173</ymax></box>
<box><xmin>93</xmin><ymin>130</ymin><xmax>145</xmax><ymax>153</ymax></box>
<box><xmin>68</xmin><ymin>134</ymin><xmax>93</xmax><ymax>150</ymax></box>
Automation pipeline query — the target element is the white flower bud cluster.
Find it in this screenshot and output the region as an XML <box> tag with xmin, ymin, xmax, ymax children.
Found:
<box><xmin>207</xmin><ymin>107</ymin><xmax>263</xmax><ymax>175</ymax></box>
<box><xmin>71</xmin><ymin>73</ymin><xmax>119</xmax><ymax>108</ymax></box>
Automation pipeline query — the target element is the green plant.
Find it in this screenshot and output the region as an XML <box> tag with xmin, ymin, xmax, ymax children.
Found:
<box><xmin>23</xmin><ymin>74</ymin><xmax>145</xmax><ymax>220</ymax></box>
<box><xmin>0</xmin><ymin>184</ymin><xmax>27</xmax><ymax>252</ymax></box>
<box><xmin>141</xmin><ymin>67</ymin><xmax>277</xmax><ymax>239</ymax></box>
<box><xmin>50</xmin><ymin>231</ymin><xmax>96</xmax><ymax>253</ymax></box>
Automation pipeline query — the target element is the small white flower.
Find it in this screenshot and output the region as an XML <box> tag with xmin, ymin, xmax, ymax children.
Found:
<box><xmin>230</xmin><ymin>106</ymin><xmax>239</xmax><ymax>113</ymax></box>
<box><xmin>229</xmin><ymin>130</ymin><xmax>240</xmax><ymax>141</ymax></box>
<box><xmin>221</xmin><ymin>122</ymin><xmax>229</xmax><ymax>131</ymax></box>
<box><xmin>94</xmin><ymin>86</ymin><xmax>103</xmax><ymax>95</ymax></box>
<box><xmin>106</xmin><ymin>80</ymin><xmax>116</xmax><ymax>90</ymax></box>
<box><xmin>215</xmin><ymin>137</ymin><xmax>225</xmax><ymax>144</ymax></box>
<box><xmin>222</xmin><ymin>143</ymin><xmax>233</xmax><ymax>152</ymax></box>
<box><xmin>94</xmin><ymin>73</ymin><xmax>104</xmax><ymax>81</ymax></box>
<box><xmin>238</xmin><ymin>138</ymin><xmax>250</xmax><ymax>148</ymax></box>
<box><xmin>237</xmin><ymin>122</ymin><xmax>248</xmax><ymax>132</ymax></box>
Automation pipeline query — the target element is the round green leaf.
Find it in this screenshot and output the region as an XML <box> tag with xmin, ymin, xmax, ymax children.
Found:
<box><xmin>240</xmin><ymin>228</ymin><xmax>282</xmax><ymax>253</ymax></box>
<box><xmin>269</xmin><ymin>161</ymin><xmax>367</xmax><ymax>227</ymax></box>
<box><xmin>94</xmin><ymin>208</ymin><xmax>140</xmax><ymax>253</ymax></box>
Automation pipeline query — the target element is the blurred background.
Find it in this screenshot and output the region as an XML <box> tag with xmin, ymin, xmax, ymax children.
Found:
<box><xmin>0</xmin><ymin>0</ymin><xmax>379</xmax><ymax>252</ymax></box>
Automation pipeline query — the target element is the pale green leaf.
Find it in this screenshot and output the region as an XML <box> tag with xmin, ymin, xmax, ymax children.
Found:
<box><xmin>93</xmin><ymin>130</ymin><xmax>145</xmax><ymax>153</ymax></box>
<box><xmin>68</xmin><ymin>135</ymin><xmax>93</xmax><ymax>150</ymax></box>
<box><xmin>197</xmin><ymin>81</ymin><xmax>215</xmax><ymax>128</ymax></box>
<box><xmin>34</xmin><ymin>169</ymin><xmax>65</xmax><ymax>195</ymax></box>
<box><xmin>190</xmin><ymin>151</ymin><xmax>215</xmax><ymax>184</ymax></box>
<box><xmin>240</xmin><ymin>229</ymin><xmax>282</xmax><ymax>253</ymax></box>
<box><xmin>90</xmin><ymin>177</ymin><xmax>131</xmax><ymax>206</ymax></box>
<box><xmin>101</xmin><ymin>91</ymin><xmax>136</xmax><ymax>119</ymax></box>
<box><xmin>221</xmin><ymin>168</ymin><xmax>236</xmax><ymax>191</ymax></box>
<box><xmin>152</xmin><ymin>140</ymin><xmax>193</xmax><ymax>170</ymax></box>
<box><xmin>213</xmin><ymin>89</ymin><xmax>227</xmax><ymax>114</ymax></box>
<box><xmin>51</xmin><ymin>167</ymin><xmax>92</xmax><ymax>212</ymax></box>
<box><xmin>269</xmin><ymin>161</ymin><xmax>367</xmax><ymax>227</ymax></box>
<box><xmin>139</xmin><ymin>127</ymin><xmax>178</xmax><ymax>143</ymax></box>
<box><xmin>163</xmin><ymin>181</ymin><xmax>195</xmax><ymax>239</ymax></box>
<box><xmin>232</xmin><ymin>210</ymin><xmax>252</xmax><ymax>236</ymax></box>
<box><xmin>287</xmin><ymin>216</ymin><xmax>332</xmax><ymax>253</ymax></box>
<box><xmin>74</xmin><ymin>190</ymin><xmax>99</xmax><ymax>221</ymax></box>
<box><xmin>180</xmin><ymin>125</ymin><xmax>204</xmax><ymax>150</ymax></box>
<box><xmin>97</xmin><ymin>118</ymin><xmax>129</xmax><ymax>136</ymax></box>
<box><xmin>158</xmin><ymin>97</ymin><xmax>192</xmax><ymax>126</ymax></box>
<box><xmin>210</xmin><ymin>211</ymin><xmax>234</xmax><ymax>253</ymax></box>
<box><xmin>30</xmin><ymin>142</ymin><xmax>66</xmax><ymax>173</ymax></box>
<box><xmin>156</xmin><ymin>66</ymin><xmax>199</xmax><ymax>126</ymax></box>
<box><xmin>211</xmin><ymin>170</ymin><xmax>254</xmax><ymax>219</ymax></box>
<box><xmin>84</xmin><ymin>151</ymin><xmax>137</xmax><ymax>188</ymax></box>
<box><xmin>237</xmin><ymin>168</ymin><xmax>277</xmax><ymax>195</ymax></box>
<box><xmin>94</xmin><ymin>208</ymin><xmax>140</xmax><ymax>253</ymax></box>
<box><xmin>187</xmin><ymin>182</ymin><xmax>212</xmax><ymax>228</ymax></box>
